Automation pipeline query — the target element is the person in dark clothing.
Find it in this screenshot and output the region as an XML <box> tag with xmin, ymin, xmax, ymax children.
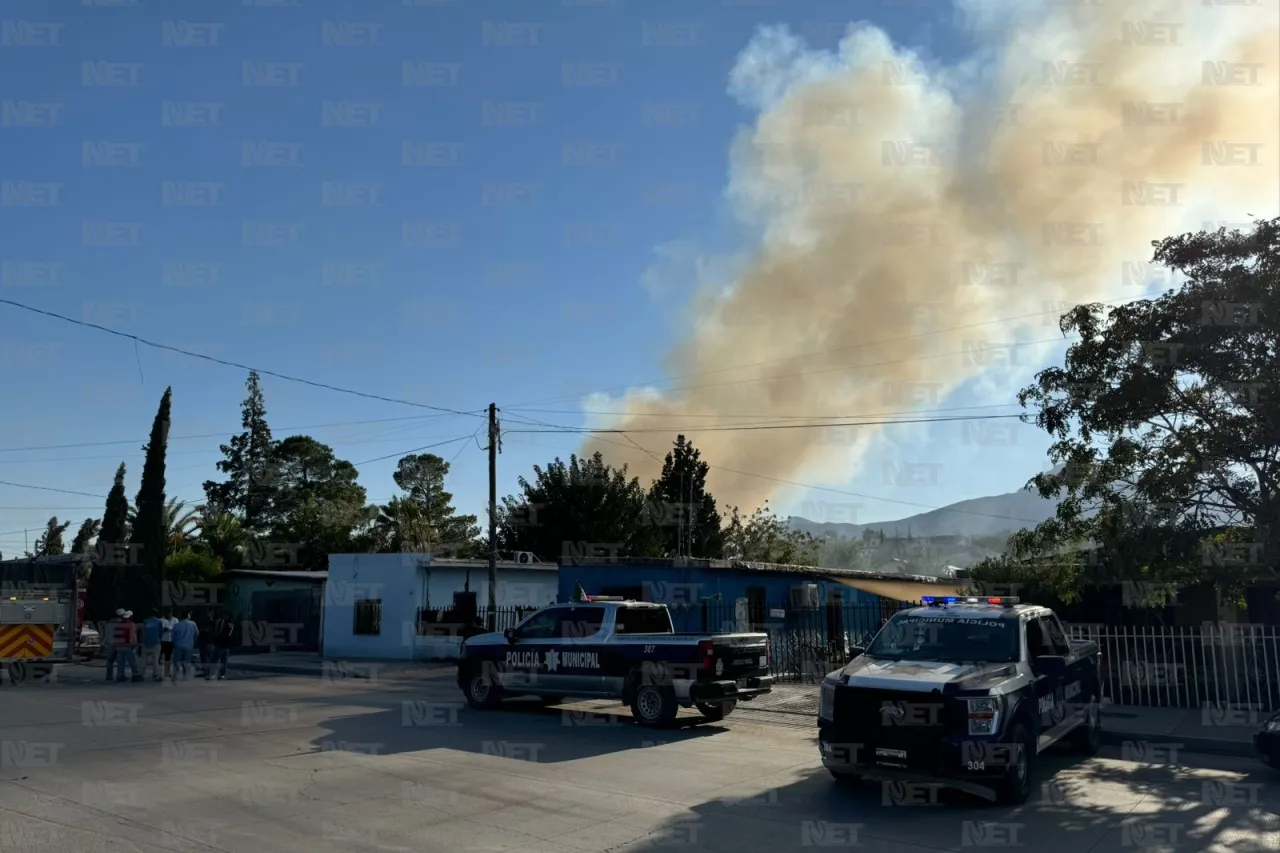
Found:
<box><xmin>206</xmin><ymin>611</ymin><xmax>236</xmax><ymax>680</ymax></box>
<box><xmin>198</xmin><ymin>612</ymin><xmax>217</xmax><ymax>678</ymax></box>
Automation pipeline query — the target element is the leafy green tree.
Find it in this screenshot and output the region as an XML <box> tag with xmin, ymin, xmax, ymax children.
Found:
<box><xmin>164</xmin><ymin>549</ymin><xmax>224</xmax><ymax>582</ymax></box>
<box><xmin>377</xmin><ymin>453</ymin><xmax>482</xmax><ymax>553</ymax></box>
<box><xmin>204</xmin><ymin>371</ymin><xmax>276</xmax><ymax>534</ymax></box>
<box><xmin>69</xmin><ymin>518</ymin><xmax>100</xmax><ymax>555</ymax></box>
<box><xmin>1013</xmin><ymin>218</ymin><xmax>1280</xmax><ymax>595</ymax></box>
<box><xmin>498</xmin><ymin>452</ymin><xmax>660</xmax><ymax>561</ymax></box>
<box><xmin>124</xmin><ymin>387</ymin><xmax>172</xmax><ymax>615</ymax></box>
<box><xmin>85</xmin><ymin>462</ymin><xmax>130</xmax><ymax>622</ymax></box>
<box><xmin>723</xmin><ymin>501</ymin><xmax>820</xmax><ymax>565</ymax></box>
<box><xmin>29</xmin><ymin>516</ymin><xmax>71</xmax><ymax>557</ymax></box>
<box><xmin>647</xmin><ymin>435</ymin><xmax>724</xmax><ymax>559</ymax></box>
<box><xmin>260</xmin><ymin>435</ymin><xmax>367</xmax><ymax>570</ymax></box>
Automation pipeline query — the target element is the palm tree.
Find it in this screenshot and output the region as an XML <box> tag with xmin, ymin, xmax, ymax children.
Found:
<box><xmin>194</xmin><ymin>509</ymin><xmax>245</xmax><ymax>567</ymax></box>
<box><xmin>373</xmin><ymin>496</ymin><xmax>436</xmax><ymax>553</ymax></box>
<box><xmin>129</xmin><ymin>498</ymin><xmax>199</xmax><ymax>554</ymax></box>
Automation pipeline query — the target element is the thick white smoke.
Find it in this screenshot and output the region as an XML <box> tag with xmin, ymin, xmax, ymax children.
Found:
<box><xmin>584</xmin><ymin>0</ymin><xmax>1280</xmax><ymax>511</ymax></box>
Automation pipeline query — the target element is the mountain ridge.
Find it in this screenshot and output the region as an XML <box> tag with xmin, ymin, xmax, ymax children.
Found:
<box><xmin>789</xmin><ymin>479</ymin><xmax>1061</xmax><ymax>540</ymax></box>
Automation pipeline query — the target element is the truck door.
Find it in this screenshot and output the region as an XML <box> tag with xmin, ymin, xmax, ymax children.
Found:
<box><xmin>1043</xmin><ymin>614</ymin><xmax>1085</xmax><ymax>726</ymax></box>
<box><xmin>556</xmin><ymin>605</ymin><xmax>606</xmax><ymax>694</ymax></box>
<box><xmin>501</xmin><ymin>607</ymin><xmax>566</xmax><ymax>692</ymax></box>
<box><xmin>1027</xmin><ymin>615</ymin><xmax>1072</xmax><ymax>750</ymax></box>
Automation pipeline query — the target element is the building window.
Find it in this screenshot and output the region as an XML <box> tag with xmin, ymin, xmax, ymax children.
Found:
<box><xmin>353</xmin><ymin>599</ymin><xmax>381</xmax><ymax>636</ymax></box>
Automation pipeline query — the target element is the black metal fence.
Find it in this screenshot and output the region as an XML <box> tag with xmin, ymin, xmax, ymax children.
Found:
<box><xmin>693</xmin><ymin>600</ymin><xmax>922</xmax><ymax>683</ymax></box>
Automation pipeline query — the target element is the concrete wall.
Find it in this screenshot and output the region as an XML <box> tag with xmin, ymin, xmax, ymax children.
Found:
<box><xmin>323</xmin><ymin>555</ymin><xmax>559</xmax><ymax>661</ymax></box>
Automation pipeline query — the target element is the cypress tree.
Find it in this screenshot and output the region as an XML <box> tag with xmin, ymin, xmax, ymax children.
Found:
<box><xmin>125</xmin><ymin>388</ymin><xmax>172</xmax><ymax>615</ymax></box>
<box><xmin>85</xmin><ymin>462</ymin><xmax>129</xmax><ymax>622</ymax></box>
<box><xmin>204</xmin><ymin>371</ymin><xmax>276</xmax><ymax>535</ymax></box>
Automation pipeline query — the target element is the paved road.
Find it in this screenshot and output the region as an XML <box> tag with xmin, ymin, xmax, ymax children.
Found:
<box><xmin>1</xmin><ymin>673</ymin><xmax>1278</xmax><ymax>852</ymax></box>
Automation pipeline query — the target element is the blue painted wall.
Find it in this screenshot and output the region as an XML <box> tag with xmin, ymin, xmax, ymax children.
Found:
<box><xmin>557</xmin><ymin>564</ymin><xmax>884</xmax><ymax>634</ymax></box>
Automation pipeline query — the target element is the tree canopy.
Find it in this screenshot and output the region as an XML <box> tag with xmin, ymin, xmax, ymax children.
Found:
<box><xmin>497</xmin><ymin>452</ymin><xmax>659</xmax><ymax>561</ymax></box>
<box><xmin>647</xmin><ymin>434</ymin><xmax>724</xmax><ymax>559</ymax></box>
<box><xmin>977</xmin><ymin>218</ymin><xmax>1280</xmax><ymax>600</ymax></box>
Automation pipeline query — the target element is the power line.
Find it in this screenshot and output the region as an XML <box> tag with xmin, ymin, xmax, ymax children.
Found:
<box><xmin>0</xmin><ymin>412</ymin><xmax>476</xmax><ymax>455</ymax></box>
<box><xmin>505</xmin><ymin>413</ymin><xmax>1025</xmax><ymax>435</ymax></box>
<box><xmin>503</xmin><ymin>402</ymin><xmax>1023</xmax><ymax>421</ymax></box>
<box><xmin>352</xmin><ymin>434</ymin><xmax>476</xmax><ymax>467</ymax></box>
<box><xmin>503</xmin><ymin>299</ymin><xmax>1129</xmax><ymax>409</ymax></box>
<box><xmin>0</xmin><ymin>480</ymin><xmax>104</xmax><ymax>499</ymax></box>
<box><xmin>0</xmin><ymin>297</ymin><xmax>487</xmax><ymax>419</ymax></box>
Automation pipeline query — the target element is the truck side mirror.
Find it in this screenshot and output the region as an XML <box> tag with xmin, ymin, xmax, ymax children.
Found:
<box><xmin>504</xmin><ymin>629</ymin><xmax>515</xmax><ymax>644</ymax></box>
<box><xmin>848</xmin><ymin>646</ymin><xmax>866</xmax><ymax>659</ymax></box>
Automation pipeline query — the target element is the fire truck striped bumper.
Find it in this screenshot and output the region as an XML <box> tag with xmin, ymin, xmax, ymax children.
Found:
<box><xmin>0</xmin><ymin>624</ymin><xmax>56</xmax><ymax>659</ymax></box>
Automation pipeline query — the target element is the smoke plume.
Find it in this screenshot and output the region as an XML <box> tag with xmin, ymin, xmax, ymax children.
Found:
<box><xmin>582</xmin><ymin>0</ymin><xmax>1280</xmax><ymax>513</ymax></box>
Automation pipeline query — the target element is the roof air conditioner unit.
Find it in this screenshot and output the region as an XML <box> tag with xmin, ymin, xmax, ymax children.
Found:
<box><xmin>513</xmin><ymin>551</ymin><xmax>539</xmax><ymax>565</ymax></box>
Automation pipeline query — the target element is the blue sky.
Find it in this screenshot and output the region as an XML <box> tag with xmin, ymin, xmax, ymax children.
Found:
<box><xmin>0</xmin><ymin>0</ymin><xmax>1075</xmax><ymax>554</ymax></box>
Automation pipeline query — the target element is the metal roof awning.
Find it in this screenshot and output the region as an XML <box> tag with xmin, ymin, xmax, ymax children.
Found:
<box><xmin>833</xmin><ymin>577</ymin><xmax>968</xmax><ymax>602</ymax></box>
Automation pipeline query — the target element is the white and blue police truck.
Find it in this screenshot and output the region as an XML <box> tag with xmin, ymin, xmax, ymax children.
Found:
<box><xmin>818</xmin><ymin>596</ymin><xmax>1103</xmax><ymax>805</ymax></box>
<box><xmin>457</xmin><ymin>598</ymin><xmax>774</xmax><ymax>727</ymax></box>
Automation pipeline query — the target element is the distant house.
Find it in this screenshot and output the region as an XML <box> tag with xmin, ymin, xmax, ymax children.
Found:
<box><xmin>216</xmin><ymin>569</ymin><xmax>327</xmax><ymax>652</ymax></box>
<box><xmin>557</xmin><ymin>557</ymin><xmax>968</xmax><ymax>637</ymax></box>
<box><xmin>323</xmin><ymin>554</ymin><xmax>559</xmax><ymax>661</ymax></box>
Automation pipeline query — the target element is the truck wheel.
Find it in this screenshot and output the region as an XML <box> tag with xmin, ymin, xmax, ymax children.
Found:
<box><xmin>994</xmin><ymin>724</ymin><xmax>1035</xmax><ymax>806</ymax></box>
<box><xmin>462</xmin><ymin>669</ymin><xmax>504</xmax><ymax>710</ymax></box>
<box><xmin>6</xmin><ymin>662</ymin><xmax>26</xmax><ymax>685</ymax></box>
<box><xmin>1068</xmin><ymin>698</ymin><xmax>1102</xmax><ymax>755</ymax></box>
<box><xmin>695</xmin><ymin>699</ymin><xmax>737</xmax><ymax>721</ymax></box>
<box><xmin>630</xmin><ymin>684</ymin><xmax>678</xmax><ymax>728</ymax></box>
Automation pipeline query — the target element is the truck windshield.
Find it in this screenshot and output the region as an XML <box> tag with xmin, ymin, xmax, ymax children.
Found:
<box><xmin>864</xmin><ymin>614</ymin><xmax>1019</xmax><ymax>663</ymax></box>
<box><xmin>614</xmin><ymin>607</ymin><xmax>672</xmax><ymax>635</ymax></box>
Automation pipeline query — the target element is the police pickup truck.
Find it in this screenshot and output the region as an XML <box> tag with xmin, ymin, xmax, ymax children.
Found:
<box><xmin>457</xmin><ymin>599</ymin><xmax>774</xmax><ymax>727</ymax></box>
<box><xmin>819</xmin><ymin>596</ymin><xmax>1102</xmax><ymax>805</ymax></box>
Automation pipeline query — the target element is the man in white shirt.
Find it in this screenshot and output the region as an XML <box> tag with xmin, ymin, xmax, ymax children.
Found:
<box><xmin>160</xmin><ymin>609</ymin><xmax>177</xmax><ymax>680</ymax></box>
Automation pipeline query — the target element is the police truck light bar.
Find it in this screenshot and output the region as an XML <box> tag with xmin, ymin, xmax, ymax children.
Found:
<box><xmin>921</xmin><ymin>596</ymin><xmax>1019</xmax><ymax>607</ymax></box>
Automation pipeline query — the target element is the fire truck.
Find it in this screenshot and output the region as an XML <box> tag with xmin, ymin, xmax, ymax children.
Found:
<box><xmin>0</xmin><ymin>554</ymin><xmax>85</xmax><ymax>684</ymax></box>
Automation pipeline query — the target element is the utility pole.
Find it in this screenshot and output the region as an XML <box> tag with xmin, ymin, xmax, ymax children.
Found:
<box><xmin>487</xmin><ymin>403</ymin><xmax>500</xmax><ymax>629</ymax></box>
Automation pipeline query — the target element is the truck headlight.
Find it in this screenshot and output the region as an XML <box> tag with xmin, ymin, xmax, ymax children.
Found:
<box><xmin>967</xmin><ymin>697</ymin><xmax>1001</xmax><ymax>735</ymax></box>
<box><xmin>819</xmin><ymin>677</ymin><xmax>840</xmax><ymax>721</ymax></box>
<box><xmin>1266</xmin><ymin>718</ymin><xmax>1280</xmax><ymax>733</ymax></box>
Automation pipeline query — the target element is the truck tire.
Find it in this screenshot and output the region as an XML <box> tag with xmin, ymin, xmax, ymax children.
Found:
<box><xmin>994</xmin><ymin>723</ymin><xmax>1035</xmax><ymax>806</ymax></box>
<box><xmin>695</xmin><ymin>699</ymin><xmax>737</xmax><ymax>721</ymax></box>
<box><xmin>630</xmin><ymin>684</ymin><xmax>678</xmax><ymax>728</ymax></box>
<box><xmin>461</xmin><ymin>667</ymin><xmax>504</xmax><ymax>710</ymax></box>
<box><xmin>1068</xmin><ymin>697</ymin><xmax>1102</xmax><ymax>755</ymax></box>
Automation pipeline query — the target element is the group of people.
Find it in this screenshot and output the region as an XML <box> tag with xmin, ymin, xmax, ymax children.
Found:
<box><xmin>103</xmin><ymin>608</ymin><xmax>237</xmax><ymax>683</ymax></box>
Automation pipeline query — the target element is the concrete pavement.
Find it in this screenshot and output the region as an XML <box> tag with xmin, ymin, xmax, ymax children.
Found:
<box><xmin>1</xmin><ymin>672</ymin><xmax>1278</xmax><ymax>852</ymax></box>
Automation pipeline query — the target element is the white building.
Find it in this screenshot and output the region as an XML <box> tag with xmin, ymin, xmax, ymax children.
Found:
<box><xmin>322</xmin><ymin>554</ymin><xmax>559</xmax><ymax>661</ymax></box>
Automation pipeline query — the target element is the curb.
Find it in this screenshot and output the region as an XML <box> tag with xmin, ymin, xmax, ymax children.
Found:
<box><xmin>745</xmin><ymin>700</ymin><xmax>1258</xmax><ymax>759</ymax></box>
<box><xmin>226</xmin><ymin>660</ymin><xmax>456</xmax><ymax>679</ymax></box>
<box><xmin>1098</xmin><ymin>729</ymin><xmax>1257</xmax><ymax>759</ymax></box>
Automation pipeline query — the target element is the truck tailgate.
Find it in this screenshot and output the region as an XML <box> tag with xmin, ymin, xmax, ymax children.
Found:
<box><xmin>709</xmin><ymin>634</ymin><xmax>770</xmax><ymax>679</ymax></box>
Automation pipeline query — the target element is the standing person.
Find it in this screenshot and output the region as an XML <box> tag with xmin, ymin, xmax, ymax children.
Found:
<box><xmin>102</xmin><ymin>609</ymin><xmax>123</xmax><ymax>682</ymax></box>
<box><xmin>207</xmin><ymin>611</ymin><xmax>236</xmax><ymax>680</ymax></box>
<box><xmin>112</xmin><ymin>610</ymin><xmax>139</xmax><ymax>682</ymax></box>
<box><xmin>140</xmin><ymin>610</ymin><xmax>163</xmax><ymax>682</ymax></box>
<box><xmin>160</xmin><ymin>609</ymin><xmax>176</xmax><ymax>681</ymax></box>
<box><xmin>170</xmin><ymin>611</ymin><xmax>198</xmax><ymax>681</ymax></box>
<box><xmin>198</xmin><ymin>611</ymin><xmax>217</xmax><ymax>679</ymax></box>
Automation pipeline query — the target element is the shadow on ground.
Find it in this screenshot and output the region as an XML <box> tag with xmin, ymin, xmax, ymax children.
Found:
<box><xmin>608</xmin><ymin>746</ymin><xmax>1280</xmax><ymax>853</ymax></box>
<box><xmin>308</xmin><ymin>697</ymin><xmax>725</xmax><ymax>763</ymax></box>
